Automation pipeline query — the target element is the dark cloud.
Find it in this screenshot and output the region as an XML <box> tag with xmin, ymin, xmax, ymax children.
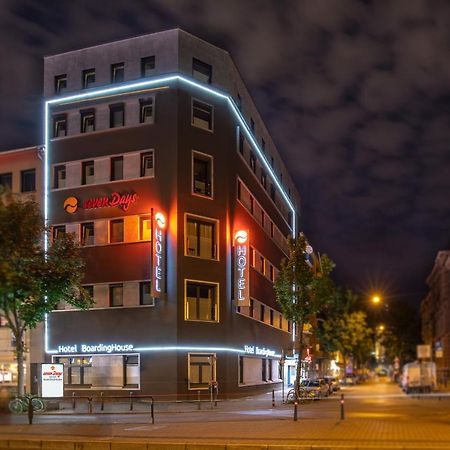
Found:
<box><xmin>1</xmin><ymin>0</ymin><xmax>449</xmax><ymax>307</ymax></box>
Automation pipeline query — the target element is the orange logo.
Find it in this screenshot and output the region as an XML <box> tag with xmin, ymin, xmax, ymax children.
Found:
<box><xmin>155</xmin><ymin>212</ymin><xmax>166</xmax><ymax>229</ymax></box>
<box><xmin>234</xmin><ymin>230</ymin><xmax>248</xmax><ymax>244</ymax></box>
<box><xmin>64</xmin><ymin>197</ymin><xmax>78</xmax><ymax>214</ymax></box>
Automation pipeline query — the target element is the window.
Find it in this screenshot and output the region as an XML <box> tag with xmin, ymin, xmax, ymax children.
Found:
<box><xmin>141</xmin><ymin>56</ymin><xmax>155</xmax><ymax>77</ymax></box>
<box><xmin>270</xmin><ymin>184</ymin><xmax>276</xmax><ymax>202</ymax></box>
<box><xmin>186</xmin><ymin>216</ymin><xmax>217</xmax><ymax>260</ymax></box>
<box><xmin>261</xmin><ymin>138</ymin><xmax>266</xmax><ymax>152</ymax></box>
<box><xmin>192</xmin><ymin>152</ymin><xmax>213</xmax><ymax>197</ymax></box>
<box><xmin>249</xmin><ymin>151</ymin><xmax>256</xmax><ymax>173</ymax></box>
<box><xmin>279</xmin><ymin>314</ymin><xmax>283</xmax><ymax>329</ymax></box>
<box><xmin>54</xmin><ymin>165</ymin><xmax>66</xmax><ymax>189</ymax></box>
<box><xmin>260</xmin><ymin>170</ymin><xmax>267</xmax><ymax>189</ymax></box>
<box><xmin>192</xmin><ymin>58</ymin><xmax>212</xmax><ymax>84</ymax></box>
<box><xmin>54</xmin><ymin>74</ymin><xmax>67</xmax><ymax>94</ymax></box>
<box><xmin>140</xmin><ymin>151</ymin><xmax>154</xmax><ymax>177</ymax></box>
<box><xmin>140</xmin><ymin>281</ymin><xmax>153</xmax><ymax>306</ymax></box>
<box><xmin>192</xmin><ymin>99</ymin><xmax>213</xmax><ymax>131</ymax></box>
<box><xmin>82</xmin><ymin>69</ymin><xmax>95</xmax><ymax>89</ymax></box>
<box><xmin>259</xmin><ymin>256</ymin><xmax>265</xmax><ymax>275</ymax></box>
<box><xmin>185</xmin><ymin>281</ymin><xmax>218</xmax><ymax>322</ymax></box>
<box><xmin>53</xmin><ymin>115</ymin><xmax>67</xmax><ymax>138</ymax></box>
<box><xmin>261</xmin><ymin>210</ymin><xmax>265</xmax><ymax>227</ymax></box>
<box><xmin>250</xmin><ymin>247</ymin><xmax>255</xmax><ymax>267</ymax></box>
<box><xmin>111</xmin><ymin>156</ymin><xmax>123</xmax><ymax>181</ymax></box>
<box><xmin>250</xmin><ymin>118</ymin><xmax>255</xmax><ymax>133</ymax></box>
<box><xmin>110</xmin><ymin>219</ymin><xmax>124</xmax><ymax>243</ymax></box>
<box><xmin>80</xmin><ymin>110</ymin><xmax>95</xmax><ymax>133</ymax></box>
<box><xmin>288</xmin><ymin>321</ymin><xmax>291</xmax><ymax>332</ymax></box>
<box><xmin>109</xmin><ymin>104</ymin><xmax>124</xmax><ymax>128</ymax></box>
<box><xmin>0</xmin><ymin>173</ymin><xmax>12</xmax><ymax>190</ymax></box>
<box><xmin>270</xmin><ymin>309</ymin><xmax>274</xmax><ymax>326</ymax></box>
<box><xmin>109</xmin><ymin>284</ymin><xmax>123</xmax><ymax>307</ymax></box>
<box><xmin>189</xmin><ymin>353</ymin><xmax>215</xmax><ymax>390</ymax></box>
<box><xmin>239</xmin><ymin>132</ymin><xmax>244</xmax><ymax>155</ymax></box>
<box><xmin>270</xmin><ymin>222</ymin><xmax>274</xmax><ymax>238</ymax></box>
<box><xmin>111</xmin><ymin>63</ymin><xmax>124</xmax><ymax>83</ymax></box>
<box><xmin>83</xmin><ymin>285</ymin><xmax>94</xmax><ymax>299</ymax></box>
<box><xmin>55</xmin><ymin>356</ymin><xmax>92</xmax><ymax>386</ymax></box>
<box><xmin>249</xmin><ymin>299</ymin><xmax>254</xmax><ymax>318</ymax></box>
<box><xmin>21</xmin><ymin>169</ymin><xmax>35</xmax><ymax>193</ymax></box>
<box><xmin>139</xmin><ymin>98</ymin><xmax>153</xmax><ymax>123</ymax></box>
<box><xmin>81</xmin><ymin>222</ymin><xmax>94</xmax><ymax>246</ymax></box>
<box><xmin>124</xmin><ymin>355</ymin><xmax>139</xmax><ymax>387</ymax></box>
<box><xmin>52</xmin><ymin>225</ymin><xmax>66</xmax><ymax>241</ymax></box>
<box><xmin>139</xmin><ymin>215</ymin><xmax>151</xmax><ymax>241</ymax></box>
<box><xmin>269</xmin><ymin>265</ymin><xmax>274</xmax><ymax>282</ymax></box>
<box><xmin>82</xmin><ymin>161</ymin><xmax>94</xmax><ymax>185</ymax></box>
<box><xmin>262</xmin><ymin>359</ymin><xmax>267</xmax><ymax>381</ymax></box>
<box><xmin>260</xmin><ymin>304</ymin><xmax>265</xmax><ymax>322</ymax></box>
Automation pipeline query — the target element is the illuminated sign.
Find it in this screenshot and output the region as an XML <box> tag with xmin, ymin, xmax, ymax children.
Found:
<box><xmin>152</xmin><ymin>212</ymin><xmax>166</xmax><ymax>298</ymax></box>
<box><xmin>244</xmin><ymin>345</ymin><xmax>276</xmax><ymax>357</ymax></box>
<box><xmin>63</xmin><ymin>192</ymin><xmax>137</xmax><ymax>214</ymax></box>
<box><xmin>57</xmin><ymin>343</ymin><xmax>134</xmax><ymax>354</ymax></box>
<box><xmin>234</xmin><ymin>230</ymin><xmax>250</xmax><ymax>306</ymax></box>
<box><xmin>41</xmin><ymin>363</ymin><xmax>64</xmax><ymax>397</ymax></box>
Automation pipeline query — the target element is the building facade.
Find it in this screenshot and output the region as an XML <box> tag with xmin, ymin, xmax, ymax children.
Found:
<box><xmin>421</xmin><ymin>250</ymin><xmax>450</xmax><ymax>383</ymax></box>
<box><xmin>0</xmin><ymin>146</ymin><xmax>44</xmax><ymax>392</ymax></box>
<box><xmin>43</xmin><ymin>29</ymin><xmax>301</xmax><ymax>397</ymax></box>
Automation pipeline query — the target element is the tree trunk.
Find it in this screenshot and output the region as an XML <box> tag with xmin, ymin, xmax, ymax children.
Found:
<box><xmin>295</xmin><ymin>319</ymin><xmax>304</xmax><ymax>398</ymax></box>
<box><xmin>15</xmin><ymin>334</ymin><xmax>25</xmax><ymax>397</ymax></box>
<box><xmin>342</xmin><ymin>354</ymin><xmax>347</xmax><ymax>384</ymax></box>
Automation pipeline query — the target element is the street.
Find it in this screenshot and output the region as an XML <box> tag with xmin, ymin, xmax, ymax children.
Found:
<box><xmin>1</xmin><ymin>379</ymin><xmax>450</xmax><ymax>448</ymax></box>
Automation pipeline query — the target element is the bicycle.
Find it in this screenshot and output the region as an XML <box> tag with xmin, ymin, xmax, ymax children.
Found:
<box><xmin>8</xmin><ymin>395</ymin><xmax>45</xmax><ymax>414</ymax></box>
<box><xmin>286</xmin><ymin>388</ymin><xmax>315</xmax><ymax>403</ymax></box>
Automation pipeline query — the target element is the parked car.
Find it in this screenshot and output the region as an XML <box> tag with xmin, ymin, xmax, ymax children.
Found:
<box><xmin>324</xmin><ymin>376</ymin><xmax>340</xmax><ymax>393</ymax></box>
<box><xmin>300</xmin><ymin>379</ymin><xmax>329</xmax><ymax>399</ymax></box>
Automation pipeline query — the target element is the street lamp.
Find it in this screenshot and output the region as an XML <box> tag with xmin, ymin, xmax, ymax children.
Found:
<box><xmin>372</xmin><ymin>295</ymin><xmax>381</xmax><ymax>305</ymax></box>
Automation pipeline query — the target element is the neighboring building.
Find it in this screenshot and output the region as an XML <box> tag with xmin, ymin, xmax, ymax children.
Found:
<box><xmin>42</xmin><ymin>29</ymin><xmax>301</xmax><ymax>397</ymax></box>
<box><xmin>421</xmin><ymin>250</ymin><xmax>450</xmax><ymax>384</ymax></box>
<box><xmin>0</xmin><ymin>146</ymin><xmax>44</xmax><ymax>392</ymax></box>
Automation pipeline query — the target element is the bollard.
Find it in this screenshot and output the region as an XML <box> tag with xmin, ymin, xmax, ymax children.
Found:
<box><xmin>72</xmin><ymin>392</ymin><xmax>76</xmax><ymax>410</ymax></box>
<box><xmin>129</xmin><ymin>392</ymin><xmax>133</xmax><ymax>411</ymax></box>
<box><xmin>150</xmin><ymin>398</ymin><xmax>155</xmax><ymax>424</ymax></box>
<box><xmin>340</xmin><ymin>393</ymin><xmax>345</xmax><ymax>420</ymax></box>
<box><xmin>293</xmin><ymin>400</ymin><xmax>298</xmax><ymax>421</ymax></box>
<box><xmin>210</xmin><ymin>384</ymin><xmax>213</xmax><ymax>409</ymax></box>
<box><xmin>88</xmin><ymin>397</ymin><xmax>93</xmax><ymax>414</ymax></box>
<box><xmin>100</xmin><ymin>392</ymin><xmax>104</xmax><ymax>411</ymax></box>
<box><xmin>272</xmin><ymin>389</ymin><xmax>275</xmax><ymax>408</ymax></box>
<box><xmin>27</xmin><ymin>397</ymin><xmax>34</xmax><ymax>425</ymax></box>
<box><xmin>197</xmin><ymin>390</ymin><xmax>201</xmax><ymax>410</ymax></box>
<box><xmin>214</xmin><ymin>385</ymin><xmax>218</xmax><ymax>407</ymax></box>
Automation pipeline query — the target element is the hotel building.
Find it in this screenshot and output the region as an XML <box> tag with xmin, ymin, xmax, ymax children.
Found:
<box><xmin>42</xmin><ymin>29</ymin><xmax>301</xmax><ymax>396</ymax></box>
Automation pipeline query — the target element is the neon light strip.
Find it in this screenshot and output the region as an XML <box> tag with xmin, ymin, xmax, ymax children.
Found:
<box><xmin>44</xmin><ymin>73</ymin><xmax>298</xmax><ymax>353</ymax></box>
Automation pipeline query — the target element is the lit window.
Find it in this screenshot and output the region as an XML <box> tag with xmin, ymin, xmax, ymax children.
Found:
<box><xmin>111</xmin><ymin>63</ymin><xmax>124</xmax><ymax>83</ymax></box>
<box><xmin>81</xmin><ymin>222</ymin><xmax>94</xmax><ymax>246</ymax></box>
<box><xmin>52</xmin><ymin>225</ymin><xmax>66</xmax><ymax>241</ymax></box>
<box><xmin>185</xmin><ymin>281</ymin><xmax>218</xmax><ymax>322</ymax></box>
<box><xmin>250</xmin><ymin>247</ymin><xmax>255</xmax><ymax>267</ymax></box>
<box><xmin>139</xmin><ymin>215</ymin><xmax>151</xmax><ymax>241</ymax></box>
<box><xmin>192</xmin><ymin>58</ymin><xmax>212</xmax><ymax>84</ymax></box>
<box><xmin>192</xmin><ymin>99</ymin><xmax>213</xmax><ymax>131</ymax></box>
<box><xmin>188</xmin><ymin>353</ymin><xmax>216</xmax><ymax>390</ymax></box>
<box><xmin>109</xmin><ymin>104</ymin><xmax>124</xmax><ymax>128</ymax></box>
<box><xmin>109</xmin><ymin>284</ymin><xmax>123</xmax><ymax>307</ymax></box>
<box><xmin>54</xmin><ymin>74</ymin><xmax>67</xmax><ymax>94</ymax></box>
<box><xmin>259</xmin><ymin>256</ymin><xmax>265</xmax><ymax>275</ymax></box>
<box><xmin>80</xmin><ymin>110</ymin><xmax>95</xmax><ymax>133</ymax></box>
<box><xmin>249</xmin><ymin>151</ymin><xmax>256</xmax><ymax>173</ymax></box>
<box><xmin>82</xmin><ymin>161</ymin><xmax>94</xmax><ymax>185</ymax></box>
<box><xmin>53</xmin><ymin>115</ymin><xmax>67</xmax><ymax>138</ymax></box>
<box><xmin>0</xmin><ymin>173</ymin><xmax>12</xmax><ymax>190</ymax></box>
<box><xmin>82</xmin><ymin>69</ymin><xmax>95</xmax><ymax>89</ymax></box>
<box><xmin>186</xmin><ymin>216</ymin><xmax>217</xmax><ymax>260</ymax></box>
<box><xmin>21</xmin><ymin>169</ymin><xmax>35</xmax><ymax>193</ymax></box>
<box><xmin>140</xmin><ymin>151</ymin><xmax>154</xmax><ymax>177</ymax></box>
<box><xmin>111</xmin><ymin>156</ymin><xmax>123</xmax><ymax>181</ymax></box>
<box><xmin>141</xmin><ymin>56</ymin><xmax>155</xmax><ymax>77</ymax></box>
<box><xmin>110</xmin><ymin>219</ymin><xmax>124</xmax><ymax>243</ymax></box>
<box><xmin>54</xmin><ymin>165</ymin><xmax>66</xmax><ymax>189</ymax></box>
<box><xmin>140</xmin><ymin>281</ymin><xmax>153</xmax><ymax>306</ymax></box>
<box><xmin>139</xmin><ymin>98</ymin><xmax>153</xmax><ymax>123</ymax></box>
<box><xmin>192</xmin><ymin>152</ymin><xmax>213</xmax><ymax>197</ymax></box>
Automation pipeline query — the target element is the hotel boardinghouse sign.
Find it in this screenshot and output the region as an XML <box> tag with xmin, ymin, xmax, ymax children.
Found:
<box><xmin>64</xmin><ymin>192</ymin><xmax>138</xmax><ymax>214</ymax></box>
<box><xmin>57</xmin><ymin>343</ymin><xmax>134</xmax><ymax>354</ymax></box>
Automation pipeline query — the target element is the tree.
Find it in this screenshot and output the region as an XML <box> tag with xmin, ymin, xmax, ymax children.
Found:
<box><xmin>274</xmin><ymin>234</ymin><xmax>335</xmax><ymax>397</ymax></box>
<box><xmin>0</xmin><ymin>195</ymin><xmax>92</xmax><ymax>396</ymax></box>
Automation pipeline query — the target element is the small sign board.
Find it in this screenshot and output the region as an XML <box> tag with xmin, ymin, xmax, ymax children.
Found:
<box><xmin>436</xmin><ymin>349</ymin><xmax>444</xmax><ymax>358</ymax></box>
<box><xmin>41</xmin><ymin>363</ymin><xmax>64</xmax><ymax>398</ymax></box>
<box><xmin>417</xmin><ymin>344</ymin><xmax>431</xmax><ymax>359</ymax></box>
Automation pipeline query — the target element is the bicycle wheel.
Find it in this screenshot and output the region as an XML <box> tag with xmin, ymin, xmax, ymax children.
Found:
<box><xmin>31</xmin><ymin>398</ymin><xmax>45</xmax><ymax>412</ymax></box>
<box><xmin>9</xmin><ymin>399</ymin><xmax>24</xmax><ymax>414</ymax></box>
<box><xmin>286</xmin><ymin>389</ymin><xmax>297</xmax><ymax>403</ymax></box>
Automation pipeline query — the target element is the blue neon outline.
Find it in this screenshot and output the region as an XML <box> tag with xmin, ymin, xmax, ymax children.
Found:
<box><xmin>44</xmin><ymin>73</ymin><xmax>298</xmax><ymax>354</ymax></box>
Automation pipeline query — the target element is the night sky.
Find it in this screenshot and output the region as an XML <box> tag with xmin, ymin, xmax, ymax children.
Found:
<box><xmin>1</xmin><ymin>0</ymin><xmax>449</xmax><ymax>309</ymax></box>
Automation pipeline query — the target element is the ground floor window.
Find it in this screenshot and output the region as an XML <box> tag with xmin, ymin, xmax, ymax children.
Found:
<box><xmin>54</xmin><ymin>353</ymin><xmax>140</xmax><ymax>389</ymax></box>
<box><xmin>239</xmin><ymin>356</ymin><xmax>280</xmax><ymax>386</ymax></box>
<box><xmin>188</xmin><ymin>353</ymin><xmax>216</xmax><ymax>390</ymax></box>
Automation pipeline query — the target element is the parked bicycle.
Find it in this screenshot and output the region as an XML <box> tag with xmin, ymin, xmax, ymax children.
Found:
<box><xmin>286</xmin><ymin>388</ymin><xmax>316</xmax><ymax>403</ymax></box>
<box><xmin>8</xmin><ymin>395</ymin><xmax>45</xmax><ymax>414</ymax></box>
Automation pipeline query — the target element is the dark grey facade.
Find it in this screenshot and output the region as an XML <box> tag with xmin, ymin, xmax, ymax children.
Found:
<box><xmin>45</xmin><ymin>29</ymin><xmax>300</xmax><ymax>397</ymax></box>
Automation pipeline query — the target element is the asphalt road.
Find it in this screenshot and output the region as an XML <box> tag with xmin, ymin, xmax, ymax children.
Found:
<box><xmin>1</xmin><ymin>379</ymin><xmax>450</xmax><ymax>448</ymax></box>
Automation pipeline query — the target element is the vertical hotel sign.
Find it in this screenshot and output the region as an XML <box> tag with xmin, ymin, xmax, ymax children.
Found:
<box><xmin>234</xmin><ymin>230</ymin><xmax>250</xmax><ymax>306</ymax></box>
<box><xmin>152</xmin><ymin>212</ymin><xmax>166</xmax><ymax>298</ymax></box>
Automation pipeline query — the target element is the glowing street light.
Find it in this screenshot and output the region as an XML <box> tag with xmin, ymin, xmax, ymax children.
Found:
<box><xmin>372</xmin><ymin>295</ymin><xmax>381</xmax><ymax>305</ymax></box>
